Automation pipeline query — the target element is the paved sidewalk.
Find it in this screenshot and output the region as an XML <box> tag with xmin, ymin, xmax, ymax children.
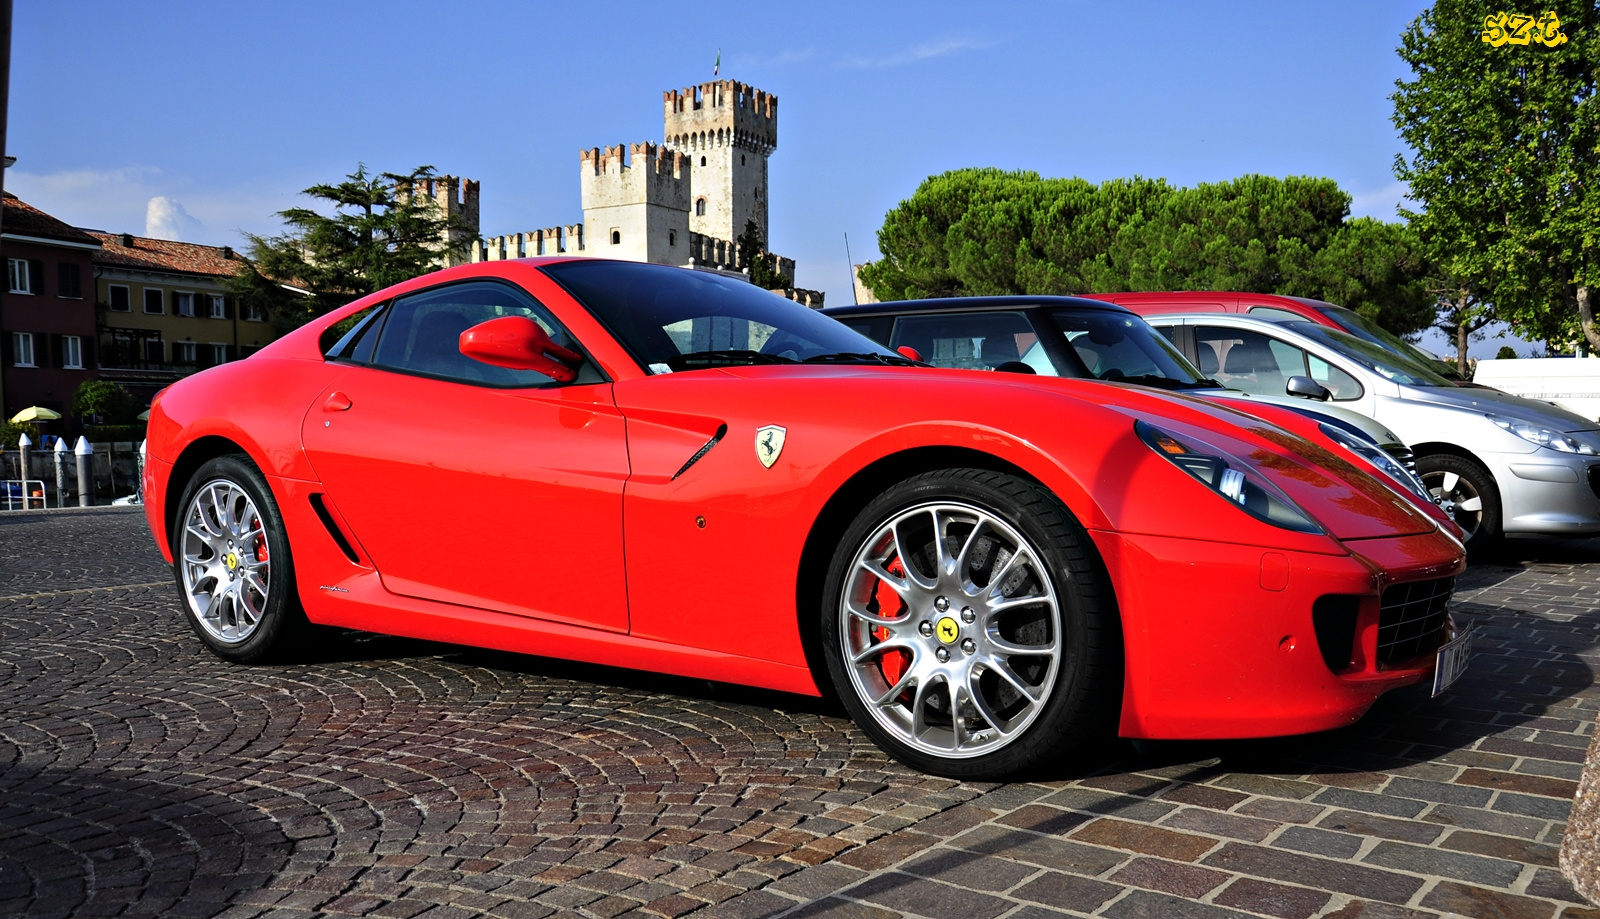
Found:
<box><xmin>0</xmin><ymin>508</ymin><xmax>1596</xmax><ymax>918</ymax></box>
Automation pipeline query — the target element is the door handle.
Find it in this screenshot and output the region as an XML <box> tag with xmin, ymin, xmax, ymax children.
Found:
<box><xmin>323</xmin><ymin>391</ymin><xmax>353</xmax><ymax>412</ymax></box>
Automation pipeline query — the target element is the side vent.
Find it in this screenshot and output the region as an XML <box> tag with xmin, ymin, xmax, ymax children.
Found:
<box><xmin>308</xmin><ymin>493</ymin><xmax>361</xmax><ymax>564</ymax></box>
<box><xmin>1312</xmin><ymin>595</ymin><xmax>1360</xmax><ymax>673</ymax></box>
<box><xmin>672</xmin><ymin>424</ymin><xmax>728</xmax><ymax>480</ymax></box>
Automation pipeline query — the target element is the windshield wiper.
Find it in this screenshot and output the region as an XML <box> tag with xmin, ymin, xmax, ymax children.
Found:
<box><xmin>802</xmin><ymin>351</ymin><xmax>924</xmax><ymax>367</ymax></box>
<box><xmin>1108</xmin><ymin>373</ymin><xmax>1213</xmax><ymax>391</ymax></box>
<box><xmin>669</xmin><ymin>350</ymin><xmax>798</xmax><ymax>369</ymax></box>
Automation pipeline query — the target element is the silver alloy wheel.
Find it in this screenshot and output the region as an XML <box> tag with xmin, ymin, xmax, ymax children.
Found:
<box><xmin>839</xmin><ymin>501</ymin><xmax>1062</xmax><ymax>759</ymax></box>
<box><xmin>1423</xmin><ymin>469</ymin><xmax>1484</xmax><ymax>539</ymax></box>
<box><xmin>179</xmin><ymin>477</ymin><xmax>272</xmax><ymax>644</ymax></box>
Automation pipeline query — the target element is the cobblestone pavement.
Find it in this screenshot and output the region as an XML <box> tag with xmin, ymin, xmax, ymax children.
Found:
<box><xmin>2</xmin><ymin>507</ymin><xmax>1597</xmax><ymax>919</ymax></box>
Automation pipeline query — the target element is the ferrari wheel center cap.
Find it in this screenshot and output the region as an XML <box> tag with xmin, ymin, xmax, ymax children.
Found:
<box><xmin>224</xmin><ymin>551</ymin><xmax>239</xmax><ymax>571</ymax></box>
<box><xmin>934</xmin><ymin>617</ymin><xmax>960</xmax><ymax>645</ymax></box>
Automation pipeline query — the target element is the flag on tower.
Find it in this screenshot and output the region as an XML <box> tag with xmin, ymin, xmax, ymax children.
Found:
<box><xmin>713</xmin><ymin>50</ymin><xmax>720</xmax><ymax>77</ymax></box>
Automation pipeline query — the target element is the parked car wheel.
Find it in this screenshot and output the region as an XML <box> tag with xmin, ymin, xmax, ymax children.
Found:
<box><xmin>173</xmin><ymin>455</ymin><xmax>306</xmax><ymax>662</ymax></box>
<box><xmin>820</xmin><ymin>468</ymin><xmax>1120</xmax><ymax>779</ymax></box>
<box><xmin>1417</xmin><ymin>453</ymin><xmax>1501</xmax><ymax>551</ymax></box>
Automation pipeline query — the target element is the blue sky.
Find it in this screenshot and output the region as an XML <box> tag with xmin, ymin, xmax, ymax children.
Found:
<box><xmin>5</xmin><ymin>1</ymin><xmax>1527</xmax><ymax>356</ymax></box>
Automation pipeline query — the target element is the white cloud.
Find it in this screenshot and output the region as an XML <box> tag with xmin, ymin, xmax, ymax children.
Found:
<box><xmin>145</xmin><ymin>196</ymin><xmax>205</xmax><ymax>240</ymax></box>
<box><xmin>1349</xmin><ymin>181</ymin><xmax>1414</xmax><ymax>221</ymax></box>
<box><xmin>840</xmin><ymin>35</ymin><xmax>998</xmax><ymax>70</ymax></box>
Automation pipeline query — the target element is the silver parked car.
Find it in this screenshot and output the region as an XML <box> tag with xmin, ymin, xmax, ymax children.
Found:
<box><xmin>1144</xmin><ymin>313</ymin><xmax>1600</xmax><ymax>549</ymax></box>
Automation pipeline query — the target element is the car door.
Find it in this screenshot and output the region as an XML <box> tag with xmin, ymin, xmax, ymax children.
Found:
<box><xmin>1191</xmin><ymin>324</ymin><xmax>1366</xmax><ymax>405</ymax></box>
<box><xmin>301</xmin><ymin>279</ymin><xmax>631</xmax><ymax>631</ymax></box>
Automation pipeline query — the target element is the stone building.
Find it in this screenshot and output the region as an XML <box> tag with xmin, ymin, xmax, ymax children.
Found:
<box><xmin>467</xmin><ymin>79</ymin><xmax>820</xmax><ymax>306</ymax></box>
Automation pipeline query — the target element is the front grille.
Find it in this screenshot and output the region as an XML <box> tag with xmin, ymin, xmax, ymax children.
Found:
<box><xmin>1377</xmin><ymin>576</ymin><xmax>1455</xmax><ymax>664</ymax></box>
<box><xmin>1384</xmin><ymin>445</ymin><xmax>1417</xmax><ymax>475</ymax></box>
<box><xmin>1589</xmin><ymin>464</ymin><xmax>1600</xmax><ymax>500</ymax></box>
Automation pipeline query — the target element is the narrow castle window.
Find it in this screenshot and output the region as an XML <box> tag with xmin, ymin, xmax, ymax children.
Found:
<box><xmin>700</xmin><ymin>156</ymin><xmax>706</xmax><ymax>167</ymax></box>
<box><xmin>669</xmin><ymin>231</ymin><xmax>676</xmax><ymax>246</ymax></box>
<box><xmin>610</xmin><ymin>230</ymin><xmax>621</xmax><ymax>245</ymax></box>
<box><xmin>741</xmin><ymin>154</ymin><xmax>746</xmax><ymax>165</ymax></box>
<box><xmin>695</xmin><ymin>198</ymin><xmax>706</xmax><ymax>216</ymax></box>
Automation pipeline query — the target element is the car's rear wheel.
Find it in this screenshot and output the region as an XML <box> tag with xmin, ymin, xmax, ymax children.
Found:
<box><xmin>1417</xmin><ymin>453</ymin><xmax>1501</xmax><ymax>551</ymax></box>
<box><xmin>173</xmin><ymin>455</ymin><xmax>306</xmax><ymax>662</ymax></box>
<box><xmin>820</xmin><ymin>469</ymin><xmax>1120</xmax><ymax>779</ymax></box>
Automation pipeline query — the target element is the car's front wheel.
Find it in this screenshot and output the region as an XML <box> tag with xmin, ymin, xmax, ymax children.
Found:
<box><xmin>820</xmin><ymin>469</ymin><xmax>1120</xmax><ymax>779</ymax></box>
<box><xmin>172</xmin><ymin>455</ymin><xmax>306</xmax><ymax>663</ymax></box>
<box><xmin>1417</xmin><ymin>453</ymin><xmax>1501</xmax><ymax>552</ymax></box>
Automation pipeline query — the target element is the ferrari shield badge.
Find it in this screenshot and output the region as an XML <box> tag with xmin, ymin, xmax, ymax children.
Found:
<box><xmin>755</xmin><ymin>425</ymin><xmax>787</xmax><ymax>468</ymax></box>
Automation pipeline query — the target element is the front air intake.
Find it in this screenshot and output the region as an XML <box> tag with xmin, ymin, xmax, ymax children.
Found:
<box><xmin>1312</xmin><ymin>595</ymin><xmax>1360</xmax><ymax>673</ymax></box>
<box><xmin>1377</xmin><ymin>577</ymin><xmax>1455</xmax><ymax>664</ymax></box>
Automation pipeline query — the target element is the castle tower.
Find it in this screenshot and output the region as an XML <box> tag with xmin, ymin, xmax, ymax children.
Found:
<box><xmin>579</xmin><ymin>143</ymin><xmax>692</xmax><ymax>265</ymax></box>
<box><xmin>663</xmin><ymin>81</ymin><xmax>777</xmax><ymax>243</ymax></box>
<box><xmin>401</xmin><ymin>174</ymin><xmax>480</xmax><ymax>267</ymax></box>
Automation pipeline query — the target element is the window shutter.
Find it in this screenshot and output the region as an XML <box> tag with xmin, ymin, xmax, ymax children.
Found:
<box><xmin>28</xmin><ymin>260</ymin><xmax>45</xmax><ymax>296</ymax></box>
<box><xmin>45</xmin><ymin>334</ymin><xmax>60</xmax><ymax>368</ymax></box>
<box><xmin>83</xmin><ymin>335</ymin><xmax>97</xmax><ymax>370</ymax></box>
<box><xmin>1</xmin><ymin>333</ymin><xmax>13</xmax><ymax>366</ymax></box>
<box><xmin>198</xmin><ymin>345</ymin><xmax>214</xmax><ymax>370</ymax></box>
<box><xmin>225</xmin><ymin>344</ymin><xmax>236</xmax><ymax>361</ymax></box>
<box><xmin>223</xmin><ymin>296</ymin><xmax>233</xmax><ymax>319</ymax></box>
<box><xmin>171</xmin><ymin>290</ymin><xmax>181</xmax><ymax>313</ymax></box>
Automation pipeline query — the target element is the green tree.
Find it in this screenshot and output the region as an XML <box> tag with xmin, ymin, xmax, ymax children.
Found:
<box><xmin>1280</xmin><ymin>217</ymin><xmax>1435</xmax><ymax>337</ymax></box>
<box><xmin>1393</xmin><ymin>2</ymin><xmax>1600</xmax><ymax>352</ymax></box>
<box><xmin>735</xmin><ymin>219</ymin><xmax>793</xmax><ymax>290</ymax></box>
<box><xmin>1496</xmin><ymin>344</ymin><xmax>1520</xmax><ymax>359</ymax></box>
<box><xmin>1</xmin><ymin>420</ymin><xmax>32</xmax><ymax>449</ymax></box>
<box><xmin>71</xmin><ymin>380</ymin><xmax>137</xmax><ymax>425</ymax></box>
<box><xmin>230</xmin><ymin>164</ymin><xmax>467</xmax><ymax>331</ymax></box>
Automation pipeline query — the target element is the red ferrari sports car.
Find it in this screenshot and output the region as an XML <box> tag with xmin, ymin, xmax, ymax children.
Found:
<box><xmin>142</xmin><ymin>259</ymin><xmax>1468</xmax><ymax>778</ymax></box>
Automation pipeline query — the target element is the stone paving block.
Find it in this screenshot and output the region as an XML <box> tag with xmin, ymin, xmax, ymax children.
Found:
<box><xmin>1201</xmin><ymin>843</ymin><xmax>1425</xmax><ymax>904</ymax></box>
<box><xmin>1068</xmin><ymin>818</ymin><xmax>1218</xmax><ymax>861</ymax></box>
<box><xmin>946</xmin><ymin>824</ymin><xmax>1127</xmax><ymax>875</ymax></box>
<box><xmin>1362</xmin><ymin>840</ymin><xmax>1524</xmax><ymax>887</ymax></box>
<box><xmin>1159</xmin><ymin>807</ymin><xmax>1280</xmax><ymax>842</ymax></box>
<box><xmin>1309</xmin><ymin>787</ymin><xmax>1429</xmax><ymax>819</ymax></box>
<box><xmin>1009</xmin><ymin>870</ymin><xmax>1121</xmax><ymax>912</ymax></box>
<box><xmin>840</xmin><ymin>872</ymin><xmax>1012</xmax><ymax>919</ymax></box>
<box><xmin>1211</xmin><ymin>878</ymin><xmax>1330</xmax><ymax>919</ymax></box>
<box><xmin>1100</xmin><ymin>889</ymin><xmax>1258</xmax><ymax>919</ymax></box>
<box><xmin>781</xmin><ymin>898</ymin><xmax>901</xmax><ymax>919</ymax></box>
<box><xmin>1419</xmin><ymin>880</ymin><xmax>1563</xmax><ymax>919</ymax></box>
<box><xmin>1272</xmin><ymin>825</ymin><xmax>1364</xmax><ymax>859</ymax></box>
<box><xmin>1107</xmin><ymin>856</ymin><xmax>1230</xmax><ymax>898</ymax></box>
<box><xmin>895</xmin><ymin>847</ymin><xmax>1037</xmax><ymax>892</ymax></box>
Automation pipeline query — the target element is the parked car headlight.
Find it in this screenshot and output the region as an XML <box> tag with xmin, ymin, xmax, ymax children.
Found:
<box><xmin>1317</xmin><ymin>423</ymin><xmax>1433</xmax><ymax>504</ymax></box>
<box><xmin>1486</xmin><ymin>414</ymin><xmax>1598</xmax><ymax>455</ymax></box>
<box><xmin>1136</xmin><ymin>421</ymin><xmax>1322</xmax><ymax>533</ymax></box>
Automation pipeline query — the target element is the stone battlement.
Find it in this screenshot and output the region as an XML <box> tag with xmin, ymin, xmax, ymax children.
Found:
<box><xmin>470</xmin><ymin>224</ymin><xmax>586</xmax><ymax>262</ymax></box>
<box><xmin>399</xmin><ymin>174</ymin><xmax>479</xmax><ymax>267</ymax></box>
<box><xmin>686</xmin><ymin>231</ymin><xmax>796</xmax><ymax>283</ymax></box>
<box><xmin>580</xmin><ymin>143</ymin><xmax>692</xmax><ymax>211</ymax></box>
<box><xmin>664</xmin><ymin>80</ymin><xmax>777</xmax><ymax>153</ymax></box>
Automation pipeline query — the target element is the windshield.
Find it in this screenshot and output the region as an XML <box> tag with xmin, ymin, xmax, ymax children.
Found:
<box><xmin>1282</xmin><ymin>321</ymin><xmax>1454</xmax><ymax>386</ymax></box>
<box><xmin>1051</xmin><ymin>308</ymin><xmax>1215</xmax><ymax>390</ymax></box>
<box><xmin>542</xmin><ymin>261</ymin><xmax>901</xmax><ymax>372</ymax></box>
<box><xmin>1319</xmin><ymin>306</ymin><xmax>1465</xmax><ymax>380</ymax></box>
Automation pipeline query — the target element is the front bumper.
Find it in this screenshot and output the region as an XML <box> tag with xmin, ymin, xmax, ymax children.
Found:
<box><xmin>1488</xmin><ymin>451</ymin><xmax>1600</xmax><ymax>536</ymax></box>
<box><xmin>1090</xmin><ymin>527</ymin><xmax>1465</xmax><ymax>740</ymax></box>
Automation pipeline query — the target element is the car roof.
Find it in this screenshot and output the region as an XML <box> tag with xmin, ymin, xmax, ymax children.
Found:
<box><xmin>822</xmin><ymin>294</ymin><xmax>1137</xmax><ymax>319</ymax></box>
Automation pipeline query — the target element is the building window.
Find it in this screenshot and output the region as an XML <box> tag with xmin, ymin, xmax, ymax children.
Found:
<box><xmin>62</xmin><ymin>335</ymin><xmax>83</xmax><ymax>369</ymax></box>
<box><xmin>243</xmin><ymin>301</ymin><xmax>265</xmax><ymax>322</ymax></box>
<box><xmin>695</xmin><ymin>198</ymin><xmax>706</xmax><ymax>216</ymax></box>
<box><xmin>109</xmin><ymin>285</ymin><xmax>131</xmax><ymax>311</ymax></box>
<box><xmin>669</xmin><ymin>231</ymin><xmax>676</xmax><ymax>246</ymax></box>
<box><xmin>57</xmin><ymin>263</ymin><xmax>82</xmax><ymax>299</ymax></box>
<box><xmin>208</xmin><ymin>294</ymin><xmax>226</xmax><ymax>319</ymax></box>
<box><xmin>11</xmin><ymin>332</ymin><xmax>34</xmax><ymax>366</ymax></box>
<box><xmin>144</xmin><ymin>339</ymin><xmax>164</xmax><ymax>363</ymax></box>
<box><xmin>700</xmin><ymin>155</ymin><xmax>706</xmax><ymax>167</ymax></box>
<box><xmin>209</xmin><ymin>343</ymin><xmax>228</xmax><ymax>365</ymax></box>
<box><xmin>144</xmin><ymin>288</ymin><xmax>164</xmax><ymax>314</ymax></box>
<box><xmin>610</xmin><ymin>229</ymin><xmax>621</xmax><ymax>245</ymax></box>
<box><xmin>174</xmin><ymin>341</ymin><xmax>197</xmax><ymax>364</ymax></box>
<box><xmin>7</xmin><ymin>258</ymin><xmax>31</xmax><ymax>294</ymax></box>
<box><xmin>175</xmin><ymin>292</ymin><xmax>196</xmax><ymax>317</ymax></box>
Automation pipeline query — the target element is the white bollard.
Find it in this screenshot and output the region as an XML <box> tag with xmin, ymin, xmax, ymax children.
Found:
<box><xmin>74</xmin><ymin>436</ymin><xmax>92</xmax><ymax>507</ymax></box>
<box><xmin>17</xmin><ymin>432</ymin><xmax>31</xmax><ymax>490</ymax></box>
<box><xmin>53</xmin><ymin>438</ymin><xmax>68</xmax><ymax>508</ymax></box>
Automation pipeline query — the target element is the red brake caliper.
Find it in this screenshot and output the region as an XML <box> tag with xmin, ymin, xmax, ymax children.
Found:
<box><xmin>873</xmin><ymin>559</ymin><xmax>910</xmax><ymax>688</ymax></box>
<box><xmin>252</xmin><ymin>520</ymin><xmax>269</xmax><ymax>565</ymax></box>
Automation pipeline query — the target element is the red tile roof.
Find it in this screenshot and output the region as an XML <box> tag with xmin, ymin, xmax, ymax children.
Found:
<box><xmin>88</xmin><ymin>231</ymin><xmax>244</xmax><ymax>279</ymax></box>
<box><xmin>2</xmin><ymin>193</ymin><xmax>100</xmax><ymax>246</ymax></box>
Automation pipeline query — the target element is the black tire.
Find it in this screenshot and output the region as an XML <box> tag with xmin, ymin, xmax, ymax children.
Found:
<box><xmin>820</xmin><ymin>468</ymin><xmax>1121</xmax><ymax>780</ymax></box>
<box><xmin>1416</xmin><ymin>453</ymin><xmax>1502</xmax><ymax>552</ymax></box>
<box><xmin>171</xmin><ymin>455</ymin><xmax>308</xmax><ymax>663</ymax></box>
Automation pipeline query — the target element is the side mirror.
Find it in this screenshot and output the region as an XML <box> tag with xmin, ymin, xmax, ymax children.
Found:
<box><xmin>1286</xmin><ymin>375</ymin><xmax>1331</xmax><ymax>401</ymax></box>
<box><xmin>460</xmin><ymin>316</ymin><xmax>581</xmax><ymax>383</ymax></box>
<box><xmin>896</xmin><ymin>345</ymin><xmax>924</xmax><ymax>362</ymax></box>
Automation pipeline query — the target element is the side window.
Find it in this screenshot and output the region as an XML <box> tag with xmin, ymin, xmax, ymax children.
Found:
<box><xmin>371</xmin><ymin>281</ymin><xmax>594</xmax><ymax>387</ymax></box>
<box><xmin>323</xmin><ymin>303</ymin><xmax>388</xmax><ymax>362</ymax></box>
<box><xmin>1196</xmin><ymin>327</ymin><xmax>1306</xmax><ymax>396</ymax></box>
<box><xmin>1308</xmin><ymin>354</ymin><xmax>1364</xmax><ymax>401</ymax></box>
<box><xmin>888</xmin><ymin>311</ymin><xmax>1049</xmax><ymax>373</ymax></box>
<box><xmin>1247</xmin><ymin>306</ymin><xmax>1308</xmax><ymax>323</ymax></box>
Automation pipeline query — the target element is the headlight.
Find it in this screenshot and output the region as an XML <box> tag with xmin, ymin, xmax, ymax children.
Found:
<box><xmin>1136</xmin><ymin>421</ymin><xmax>1322</xmax><ymax>533</ymax></box>
<box><xmin>1317</xmin><ymin>423</ymin><xmax>1433</xmax><ymax>504</ymax></box>
<box><xmin>1487</xmin><ymin>414</ymin><xmax>1598</xmax><ymax>455</ymax></box>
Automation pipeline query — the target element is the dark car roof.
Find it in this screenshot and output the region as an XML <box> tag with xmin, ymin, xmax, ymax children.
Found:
<box><xmin>822</xmin><ymin>295</ymin><xmax>1137</xmax><ymax>319</ymax></box>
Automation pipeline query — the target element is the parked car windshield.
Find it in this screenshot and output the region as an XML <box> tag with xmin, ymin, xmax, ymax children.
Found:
<box><xmin>1319</xmin><ymin>306</ymin><xmax>1465</xmax><ymax>381</ymax></box>
<box><xmin>1051</xmin><ymin>308</ymin><xmax>1216</xmax><ymax>390</ymax></box>
<box><xmin>542</xmin><ymin>260</ymin><xmax>905</xmax><ymax>372</ymax></box>
<box><xmin>1284</xmin><ymin>321</ymin><xmax>1455</xmax><ymax>386</ymax></box>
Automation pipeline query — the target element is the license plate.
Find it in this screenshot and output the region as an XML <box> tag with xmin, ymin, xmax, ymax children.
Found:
<box><xmin>1432</xmin><ymin>627</ymin><xmax>1474</xmax><ymax>696</ymax></box>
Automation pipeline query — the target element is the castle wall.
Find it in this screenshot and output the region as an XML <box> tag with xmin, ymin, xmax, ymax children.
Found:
<box><xmin>579</xmin><ymin>143</ymin><xmax>691</xmax><ymax>266</ymax></box>
<box><xmin>663</xmin><ymin>81</ymin><xmax>774</xmax><ymax>243</ymax></box>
